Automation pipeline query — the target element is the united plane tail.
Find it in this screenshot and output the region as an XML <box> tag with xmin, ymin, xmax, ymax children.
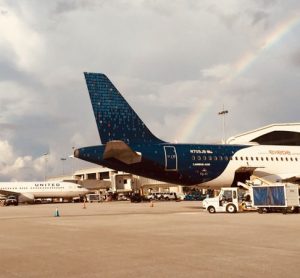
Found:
<box><xmin>84</xmin><ymin>72</ymin><xmax>164</xmax><ymax>145</ymax></box>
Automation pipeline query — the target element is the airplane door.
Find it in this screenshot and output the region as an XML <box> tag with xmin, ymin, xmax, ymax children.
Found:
<box><xmin>164</xmin><ymin>146</ymin><xmax>177</xmax><ymax>171</ymax></box>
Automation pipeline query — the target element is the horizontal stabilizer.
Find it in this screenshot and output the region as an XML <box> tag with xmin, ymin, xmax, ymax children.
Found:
<box><xmin>103</xmin><ymin>140</ymin><xmax>142</xmax><ymax>164</ymax></box>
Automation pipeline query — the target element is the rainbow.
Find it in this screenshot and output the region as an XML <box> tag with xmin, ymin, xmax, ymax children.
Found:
<box><xmin>174</xmin><ymin>13</ymin><xmax>300</xmax><ymax>143</ymax></box>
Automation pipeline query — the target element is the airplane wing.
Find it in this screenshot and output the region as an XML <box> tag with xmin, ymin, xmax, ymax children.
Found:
<box><xmin>0</xmin><ymin>189</ymin><xmax>19</xmax><ymax>196</ymax></box>
<box><xmin>103</xmin><ymin>140</ymin><xmax>142</xmax><ymax>164</ymax></box>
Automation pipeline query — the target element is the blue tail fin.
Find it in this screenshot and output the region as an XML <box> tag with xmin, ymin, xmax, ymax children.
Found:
<box><xmin>84</xmin><ymin>72</ymin><xmax>164</xmax><ymax>145</ymax></box>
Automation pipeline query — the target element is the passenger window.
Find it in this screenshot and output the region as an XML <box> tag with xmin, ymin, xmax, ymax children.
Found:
<box><xmin>261</xmin><ymin>157</ymin><xmax>264</xmax><ymax>161</ymax></box>
<box><xmin>235</xmin><ymin>157</ymin><xmax>238</xmax><ymax>160</ymax></box>
<box><xmin>240</xmin><ymin>157</ymin><xmax>243</xmax><ymax>161</ymax></box>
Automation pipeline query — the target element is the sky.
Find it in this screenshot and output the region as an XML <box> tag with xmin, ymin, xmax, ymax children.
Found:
<box><xmin>0</xmin><ymin>0</ymin><xmax>299</xmax><ymax>181</ymax></box>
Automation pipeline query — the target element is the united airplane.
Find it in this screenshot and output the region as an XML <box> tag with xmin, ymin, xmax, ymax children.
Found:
<box><xmin>0</xmin><ymin>181</ymin><xmax>89</xmax><ymax>202</ymax></box>
<box><xmin>74</xmin><ymin>73</ymin><xmax>300</xmax><ymax>187</ymax></box>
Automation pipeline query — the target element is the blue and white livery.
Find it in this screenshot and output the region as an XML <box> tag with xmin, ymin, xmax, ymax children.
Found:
<box><xmin>74</xmin><ymin>73</ymin><xmax>300</xmax><ymax>187</ymax></box>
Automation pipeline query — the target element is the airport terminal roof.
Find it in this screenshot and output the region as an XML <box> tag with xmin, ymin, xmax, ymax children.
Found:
<box><xmin>227</xmin><ymin>123</ymin><xmax>300</xmax><ymax>146</ymax></box>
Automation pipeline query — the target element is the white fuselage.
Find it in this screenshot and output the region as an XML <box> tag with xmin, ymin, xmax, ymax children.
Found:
<box><xmin>0</xmin><ymin>181</ymin><xmax>89</xmax><ymax>199</ymax></box>
<box><xmin>203</xmin><ymin>145</ymin><xmax>300</xmax><ymax>187</ymax></box>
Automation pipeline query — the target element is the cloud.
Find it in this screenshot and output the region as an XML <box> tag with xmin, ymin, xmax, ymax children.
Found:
<box><xmin>0</xmin><ymin>0</ymin><xmax>299</xmax><ymax>180</ymax></box>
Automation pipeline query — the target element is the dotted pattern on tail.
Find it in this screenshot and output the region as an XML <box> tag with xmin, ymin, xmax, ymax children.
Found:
<box><xmin>84</xmin><ymin>72</ymin><xmax>164</xmax><ymax>145</ymax></box>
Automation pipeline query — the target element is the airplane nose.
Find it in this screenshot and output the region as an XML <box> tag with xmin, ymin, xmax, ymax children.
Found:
<box><xmin>74</xmin><ymin>149</ymin><xmax>80</xmax><ymax>158</ymax></box>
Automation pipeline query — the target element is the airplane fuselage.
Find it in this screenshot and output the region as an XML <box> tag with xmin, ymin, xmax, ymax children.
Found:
<box><xmin>76</xmin><ymin>143</ymin><xmax>300</xmax><ymax>187</ymax></box>
<box><xmin>0</xmin><ymin>181</ymin><xmax>89</xmax><ymax>200</ymax></box>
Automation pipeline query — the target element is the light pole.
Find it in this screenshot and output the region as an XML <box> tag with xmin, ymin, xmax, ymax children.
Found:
<box><xmin>60</xmin><ymin>157</ymin><xmax>67</xmax><ymax>176</ymax></box>
<box><xmin>218</xmin><ymin>105</ymin><xmax>228</xmax><ymax>144</ymax></box>
<box><xmin>70</xmin><ymin>146</ymin><xmax>76</xmax><ymax>179</ymax></box>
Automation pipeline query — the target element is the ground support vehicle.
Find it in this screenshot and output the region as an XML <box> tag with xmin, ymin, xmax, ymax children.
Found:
<box><xmin>252</xmin><ymin>183</ymin><xmax>299</xmax><ymax>214</ymax></box>
<box><xmin>3</xmin><ymin>196</ymin><xmax>18</xmax><ymax>206</ymax></box>
<box><xmin>202</xmin><ymin>188</ymin><xmax>253</xmax><ymax>213</ymax></box>
<box><xmin>203</xmin><ymin>188</ymin><xmax>243</xmax><ymax>213</ymax></box>
<box><xmin>86</xmin><ymin>193</ymin><xmax>102</xmax><ymax>203</ymax></box>
<box><xmin>130</xmin><ymin>193</ymin><xmax>149</xmax><ymax>203</ymax></box>
<box><xmin>184</xmin><ymin>192</ymin><xmax>206</xmax><ymax>201</ymax></box>
<box><xmin>146</xmin><ymin>192</ymin><xmax>178</xmax><ymax>201</ymax></box>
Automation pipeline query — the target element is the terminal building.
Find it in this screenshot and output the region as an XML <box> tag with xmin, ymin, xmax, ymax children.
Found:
<box><xmin>227</xmin><ymin>123</ymin><xmax>300</xmax><ymax>146</ymax></box>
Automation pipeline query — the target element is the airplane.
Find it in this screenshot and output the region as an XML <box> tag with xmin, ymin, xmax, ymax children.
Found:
<box><xmin>74</xmin><ymin>72</ymin><xmax>300</xmax><ymax>188</ymax></box>
<box><xmin>0</xmin><ymin>181</ymin><xmax>89</xmax><ymax>203</ymax></box>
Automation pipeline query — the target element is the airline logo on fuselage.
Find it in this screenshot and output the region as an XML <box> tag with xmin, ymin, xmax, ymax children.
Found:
<box><xmin>269</xmin><ymin>150</ymin><xmax>291</xmax><ymax>155</ymax></box>
<box><xmin>34</xmin><ymin>183</ymin><xmax>61</xmax><ymax>187</ymax></box>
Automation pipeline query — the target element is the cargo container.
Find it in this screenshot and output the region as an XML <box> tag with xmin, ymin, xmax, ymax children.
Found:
<box><xmin>252</xmin><ymin>183</ymin><xmax>299</xmax><ymax>213</ymax></box>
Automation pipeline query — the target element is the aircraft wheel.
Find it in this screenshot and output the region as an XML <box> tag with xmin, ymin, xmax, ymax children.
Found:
<box><xmin>226</xmin><ymin>204</ymin><xmax>237</xmax><ymax>213</ymax></box>
<box><xmin>208</xmin><ymin>206</ymin><xmax>216</xmax><ymax>213</ymax></box>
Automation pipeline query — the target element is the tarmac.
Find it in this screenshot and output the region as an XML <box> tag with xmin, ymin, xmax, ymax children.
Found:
<box><xmin>0</xmin><ymin>201</ymin><xmax>300</xmax><ymax>278</ymax></box>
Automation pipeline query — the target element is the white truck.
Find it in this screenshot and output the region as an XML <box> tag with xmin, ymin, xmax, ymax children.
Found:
<box><xmin>252</xmin><ymin>183</ymin><xmax>299</xmax><ymax>214</ymax></box>
<box><xmin>203</xmin><ymin>188</ymin><xmax>246</xmax><ymax>213</ymax></box>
